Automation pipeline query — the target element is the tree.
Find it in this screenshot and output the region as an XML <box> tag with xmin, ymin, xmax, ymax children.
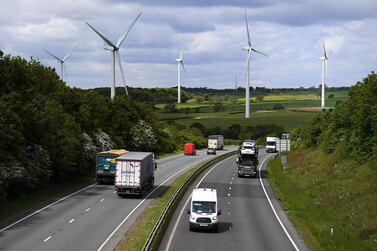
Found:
<box><xmin>183</xmin><ymin>107</ymin><xmax>191</xmax><ymax>117</ymax></box>
<box><xmin>213</xmin><ymin>102</ymin><xmax>225</xmax><ymax>112</ymax></box>
<box><xmin>273</xmin><ymin>103</ymin><xmax>285</xmax><ymax>110</ymax></box>
<box><xmin>256</xmin><ymin>96</ymin><xmax>264</xmax><ymax>102</ymax></box>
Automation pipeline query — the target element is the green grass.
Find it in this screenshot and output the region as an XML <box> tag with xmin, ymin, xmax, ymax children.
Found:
<box><xmin>0</xmin><ymin>176</ymin><xmax>95</xmax><ymax>224</ymax></box>
<box><xmin>161</xmin><ymin>110</ymin><xmax>318</xmax><ymax>131</ymax></box>
<box><xmin>268</xmin><ymin>149</ymin><xmax>377</xmax><ymax>251</ymax></box>
<box><xmin>116</xmin><ymin>162</ymin><xmax>202</xmax><ymax>251</ymax></box>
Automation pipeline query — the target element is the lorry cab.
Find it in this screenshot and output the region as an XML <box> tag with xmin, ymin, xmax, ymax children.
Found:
<box><xmin>187</xmin><ymin>188</ymin><xmax>221</xmax><ymax>232</ymax></box>
<box><xmin>96</xmin><ymin>149</ymin><xmax>128</xmax><ymax>184</ymax></box>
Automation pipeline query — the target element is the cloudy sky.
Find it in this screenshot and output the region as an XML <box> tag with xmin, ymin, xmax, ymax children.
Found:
<box><xmin>1</xmin><ymin>0</ymin><xmax>376</xmax><ymax>89</ymax></box>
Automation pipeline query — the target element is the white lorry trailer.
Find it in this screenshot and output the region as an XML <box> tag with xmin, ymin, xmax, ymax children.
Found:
<box><xmin>207</xmin><ymin>135</ymin><xmax>224</xmax><ymax>150</ymax></box>
<box><xmin>266</xmin><ymin>137</ymin><xmax>278</xmax><ymax>153</ymax></box>
<box><xmin>115</xmin><ymin>152</ymin><xmax>156</xmax><ymax>197</ymax></box>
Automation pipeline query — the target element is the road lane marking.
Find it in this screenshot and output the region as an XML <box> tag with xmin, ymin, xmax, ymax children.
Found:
<box><xmin>69</xmin><ymin>219</ymin><xmax>75</xmax><ymax>223</ymax></box>
<box><xmin>165</xmin><ymin>155</ymin><xmax>235</xmax><ymax>251</ymax></box>
<box><xmin>258</xmin><ymin>154</ymin><xmax>300</xmax><ymax>251</ymax></box>
<box><xmin>229</xmin><ymin>187</ymin><xmax>232</xmax><ymax>190</ymax></box>
<box><xmin>113</xmin><ymin>191</ymin><xmax>116</xmax><ymax>194</ymax></box>
<box><xmin>97</xmin><ymin>155</ymin><xmax>227</xmax><ymax>251</ymax></box>
<box><xmin>100</xmin><ymin>198</ymin><xmax>105</xmax><ymax>202</ymax></box>
<box><xmin>228</xmin><ymin>193</ymin><xmax>231</xmax><ymax>196</ymax></box>
<box><xmin>85</xmin><ymin>208</ymin><xmax>91</xmax><ymax>212</ymax></box>
<box><xmin>43</xmin><ymin>236</ymin><xmax>52</xmax><ymax>242</ymax></box>
<box><xmin>0</xmin><ymin>183</ymin><xmax>96</xmax><ymax>233</ymax></box>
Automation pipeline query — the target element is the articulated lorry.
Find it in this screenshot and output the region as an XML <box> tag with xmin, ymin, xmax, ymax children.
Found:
<box><xmin>115</xmin><ymin>152</ymin><xmax>156</xmax><ymax>197</ymax></box>
<box><xmin>237</xmin><ymin>140</ymin><xmax>259</xmax><ymax>177</ymax></box>
<box><xmin>208</xmin><ymin>135</ymin><xmax>224</xmax><ymax>151</ymax></box>
<box><xmin>266</xmin><ymin>137</ymin><xmax>278</xmax><ymax>153</ymax></box>
<box><xmin>96</xmin><ymin>149</ymin><xmax>128</xmax><ymax>184</ymax></box>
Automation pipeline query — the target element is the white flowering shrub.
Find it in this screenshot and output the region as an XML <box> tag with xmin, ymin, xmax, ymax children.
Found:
<box><xmin>130</xmin><ymin>120</ymin><xmax>157</xmax><ymax>150</ymax></box>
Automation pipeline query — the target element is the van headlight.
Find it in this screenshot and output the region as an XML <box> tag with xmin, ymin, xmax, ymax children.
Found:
<box><xmin>191</xmin><ymin>215</ymin><xmax>196</xmax><ymax>220</ymax></box>
<box><xmin>212</xmin><ymin>216</ymin><xmax>217</xmax><ymax>221</ymax></box>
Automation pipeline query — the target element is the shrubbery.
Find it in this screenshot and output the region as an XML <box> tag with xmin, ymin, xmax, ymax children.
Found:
<box><xmin>296</xmin><ymin>72</ymin><xmax>377</xmax><ymax>161</ymax></box>
<box><xmin>0</xmin><ymin>52</ymin><xmax>205</xmax><ymax>203</ymax></box>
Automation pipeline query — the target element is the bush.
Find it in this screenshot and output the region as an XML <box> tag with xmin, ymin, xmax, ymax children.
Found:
<box><xmin>273</xmin><ymin>103</ymin><xmax>285</xmax><ymax>110</ymax></box>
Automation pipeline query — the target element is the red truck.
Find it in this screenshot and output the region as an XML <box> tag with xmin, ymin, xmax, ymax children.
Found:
<box><xmin>184</xmin><ymin>143</ymin><xmax>196</xmax><ymax>155</ymax></box>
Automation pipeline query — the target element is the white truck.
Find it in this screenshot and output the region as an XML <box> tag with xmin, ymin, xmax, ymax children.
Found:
<box><xmin>115</xmin><ymin>152</ymin><xmax>156</xmax><ymax>197</ymax></box>
<box><xmin>237</xmin><ymin>140</ymin><xmax>259</xmax><ymax>177</ymax></box>
<box><xmin>207</xmin><ymin>135</ymin><xmax>224</xmax><ymax>151</ymax></box>
<box><xmin>266</xmin><ymin>137</ymin><xmax>278</xmax><ymax>153</ymax></box>
<box><xmin>187</xmin><ymin>188</ymin><xmax>221</xmax><ymax>232</ymax></box>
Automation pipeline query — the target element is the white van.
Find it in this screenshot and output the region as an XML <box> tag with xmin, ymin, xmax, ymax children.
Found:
<box><xmin>187</xmin><ymin>188</ymin><xmax>221</xmax><ymax>232</ymax></box>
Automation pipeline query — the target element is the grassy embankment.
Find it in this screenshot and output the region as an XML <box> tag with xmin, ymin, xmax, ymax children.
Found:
<box><xmin>268</xmin><ymin>148</ymin><xmax>377</xmax><ymax>250</ymax></box>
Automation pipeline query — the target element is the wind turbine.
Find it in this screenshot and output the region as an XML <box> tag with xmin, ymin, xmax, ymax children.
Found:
<box><xmin>44</xmin><ymin>43</ymin><xmax>79</xmax><ymax>81</ymax></box>
<box><xmin>319</xmin><ymin>40</ymin><xmax>328</xmax><ymax>109</ymax></box>
<box><xmin>242</xmin><ymin>9</ymin><xmax>268</xmax><ymax>119</ymax></box>
<box><xmin>86</xmin><ymin>12</ymin><xmax>142</xmax><ymax>99</ymax></box>
<box><xmin>175</xmin><ymin>51</ymin><xmax>186</xmax><ymax>103</ymax></box>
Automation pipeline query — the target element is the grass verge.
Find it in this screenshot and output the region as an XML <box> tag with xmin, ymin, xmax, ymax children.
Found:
<box><xmin>267</xmin><ymin>149</ymin><xmax>377</xmax><ymax>251</ymax></box>
<box><xmin>116</xmin><ymin>163</ymin><xmax>201</xmax><ymax>251</ymax></box>
<box><xmin>0</xmin><ymin>176</ymin><xmax>95</xmax><ymax>225</ymax></box>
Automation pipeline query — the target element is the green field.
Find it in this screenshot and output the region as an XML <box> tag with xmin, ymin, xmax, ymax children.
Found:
<box><xmin>161</xmin><ymin>110</ymin><xmax>317</xmax><ymax>131</ymax></box>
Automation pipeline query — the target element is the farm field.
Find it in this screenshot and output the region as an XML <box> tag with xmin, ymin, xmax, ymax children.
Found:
<box><xmin>161</xmin><ymin>110</ymin><xmax>318</xmax><ymax>131</ymax></box>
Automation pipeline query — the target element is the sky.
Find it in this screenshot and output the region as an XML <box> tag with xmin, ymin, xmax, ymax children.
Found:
<box><xmin>0</xmin><ymin>0</ymin><xmax>376</xmax><ymax>89</ymax></box>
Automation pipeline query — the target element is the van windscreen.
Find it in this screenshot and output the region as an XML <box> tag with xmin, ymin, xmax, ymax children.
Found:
<box><xmin>192</xmin><ymin>201</ymin><xmax>216</xmax><ymax>213</ymax></box>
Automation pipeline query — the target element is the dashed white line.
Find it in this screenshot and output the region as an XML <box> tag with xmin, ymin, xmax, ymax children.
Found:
<box><xmin>69</xmin><ymin>219</ymin><xmax>75</xmax><ymax>223</ymax></box>
<box><xmin>85</xmin><ymin>208</ymin><xmax>91</xmax><ymax>212</ymax></box>
<box><xmin>230</xmin><ymin>181</ymin><xmax>233</xmax><ymax>184</ymax></box>
<box><xmin>228</xmin><ymin>201</ymin><xmax>231</xmax><ymax>205</ymax></box>
<box><xmin>0</xmin><ymin>184</ymin><xmax>95</xmax><ymax>233</ymax></box>
<box><xmin>43</xmin><ymin>236</ymin><xmax>52</xmax><ymax>242</ymax></box>
<box><xmin>228</xmin><ymin>193</ymin><xmax>231</xmax><ymax>197</ymax></box>
<box><xmin>165</xmin><ymin>155</ymin><xmax>235</xmax><ymax>251</ymax></box>
<box><xmin>100</xmin><ymin>198</ymin><xmax>105</xmax><ymax>202</ymax></box>
<box><xmin>113</xmin><ymin>191</ymin><xmax>116</xmax><ymax>194</ymax></box>
<box><xmin>228</xmin><ymin>187</ymin><xmax>232</xmax><ymax>190</ymax></box>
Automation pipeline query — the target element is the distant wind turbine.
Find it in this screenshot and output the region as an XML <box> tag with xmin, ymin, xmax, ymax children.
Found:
<box><xmin>175</xmin><ymin>51</ymin><xmax>186</xmax><ymax>103</ymax></box>
<box><xmin>44</xmin><ymin>43</ymin><xmax>79</xmax><ymax>81</ymax></box>
<box><xmin>242</xmin><ymin>9</ymin><xmax>268</xmax><ymax>119</ymax></box>
<box><xmin>85</xmin><ymin>12</ymin><xmax>142</xmax><ymax>99</ymax></box>
<box><xmin>319</xmin><ymin>40</ymin><xmax>328</xmax><ymax>109</ymax></box>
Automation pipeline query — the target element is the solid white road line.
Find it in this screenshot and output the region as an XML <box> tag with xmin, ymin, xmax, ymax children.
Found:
<box><xmin>0</xmin><ymin>183</ymin><xmax>96</xmax><ymax>233</ymax></box>
<box><xmin>258</xmin><ymin>154</ymin><xmax>300</xmax><ymax>251</ymax></box>
<box><xmin>43</xmin><ymin>236</ymin><xmax>52</xmax><ymax>242</ymax></box>
<box><xmin>164</xmin><ymin>155</ymin><xmax>235</xmax><ymax>251</ymax></box>
<box><xmin>97</xmin><ymin>157</ymin><xmax>219</xmax><ymax>251</ymax></box>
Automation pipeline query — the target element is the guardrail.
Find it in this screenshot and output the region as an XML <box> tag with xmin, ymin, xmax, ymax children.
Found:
<box><xmin>142</xmin><ymin>150</ymin><xmax>237</xmax><ymax>251</ymax></box>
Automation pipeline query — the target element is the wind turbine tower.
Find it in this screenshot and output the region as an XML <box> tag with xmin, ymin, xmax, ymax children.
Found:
<box><xmin>242</xmin><ymin>9</ymin><xmax>268</xmax><ymax>118</ymax></box>
<box><xmin>44</xmin><ymin>43</ymin><xmax>79</xmax><ymax>81</ymax></box>
<box><xmin>175</xmin><ymin>51</ymin><xmax>186</xmax><ymax>103</ymax></box>
<box><xmin>319</xmin><ymin>40</ymin><xmax>328</xmax><ymax>109</ymax></box>
<box><xmin>86</xmin><ymin>13</ymin><xmax>142</xmax><ymax>99</ymax></box>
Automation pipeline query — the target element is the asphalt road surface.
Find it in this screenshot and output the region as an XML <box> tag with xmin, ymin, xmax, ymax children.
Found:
<box><xmin>160</xmin><ymin>150</ymin><xmax>309</xmax><ymax>251</ymax></box>
<box><xmin>0</xmin><ymin>147</ymin><xmax>236</xmax><ymax>251</ymax></box>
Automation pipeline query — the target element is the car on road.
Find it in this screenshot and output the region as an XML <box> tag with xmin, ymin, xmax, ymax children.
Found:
<box><xmin>187</xmin><ymin>188</ymin><xmax>221</xmax><ymax>232</ymax></box>
<box><xmin>207</xmin><ymin>148</ymin><xmax>216</xmax><ymax>155</ymax></box>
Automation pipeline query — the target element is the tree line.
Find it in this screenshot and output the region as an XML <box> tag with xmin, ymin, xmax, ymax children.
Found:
<box><xmin>0</xmin><ymin>51</ymin><xmax>205</xmax><ymax>203</ymax></box>
<box><xmin>296</xmin><ymin>71</ymin><xmax>377</xmax><ymax>162</ymax></box>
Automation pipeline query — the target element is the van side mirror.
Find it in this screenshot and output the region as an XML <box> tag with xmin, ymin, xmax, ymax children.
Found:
<box><xmin>217</xmin><ymin>210</ymin><xmax>222</xmax><ymax>215</ymax></box>
<box><xmin>186</xmin><ymin>209</ymin><xmax>191</xmax><ymax>214</ymax></box>
<box><xmin>154</xmin><ymin>163</ymin><xmax>157</xmax><ymax>170</ymax></box>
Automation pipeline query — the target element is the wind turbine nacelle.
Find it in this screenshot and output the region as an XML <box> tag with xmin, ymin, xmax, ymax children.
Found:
<box><xmin>242</xmin><ymin>47</ymin><xmax>250</xmax><ymax>51</ymax></box>
<box><xmin>104</xmin><ymin>46</ymin><xmax>115</xmax><ymax>51</ymax></box>
<box><xmin>175</xmin><ymin>59</ymin><xmax>182</xmax><ymax>62</ymax></box>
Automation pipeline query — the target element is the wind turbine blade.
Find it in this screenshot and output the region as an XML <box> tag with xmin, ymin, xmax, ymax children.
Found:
<box><xmin>322</xmin><ymin>39</ymin><xmax>327</xmax><ymax>59</ymax></box>
<box><xmin>85</xmin><ymin>21</ymin><xmax>116</xmax><ymax>48</ymax></box>
<box><xmin>116</xmin><ymin>12</ymin><xmax>142</xmax><ymax>48</ymax></box>
<box><xmin>44</xmin><ymin>49</ymin><xmax>62</xmax><ymax>62</ymax></box>
<box><xmin>252</xmin><ymin>48</ymin><xmax>268</xmax><ymax>57</ymax></box>
<box><xmin>63</xmin><ymin>42</ymin><xmax>80</xmax><ymax>62</ymax></box>
<box><xmin>244</xmin><ymin>9</ymin><xmax>251</xmax><ymax>47</ymax></box>
<box><xmin>180</xmin><ymin>61</ymin><xmax>186</xmax><ymax>75</ymax></box>
<box><xmin>116</xmin><ymin>51</ymin><xmax>128</xmax><ymax>95</ymax></box>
